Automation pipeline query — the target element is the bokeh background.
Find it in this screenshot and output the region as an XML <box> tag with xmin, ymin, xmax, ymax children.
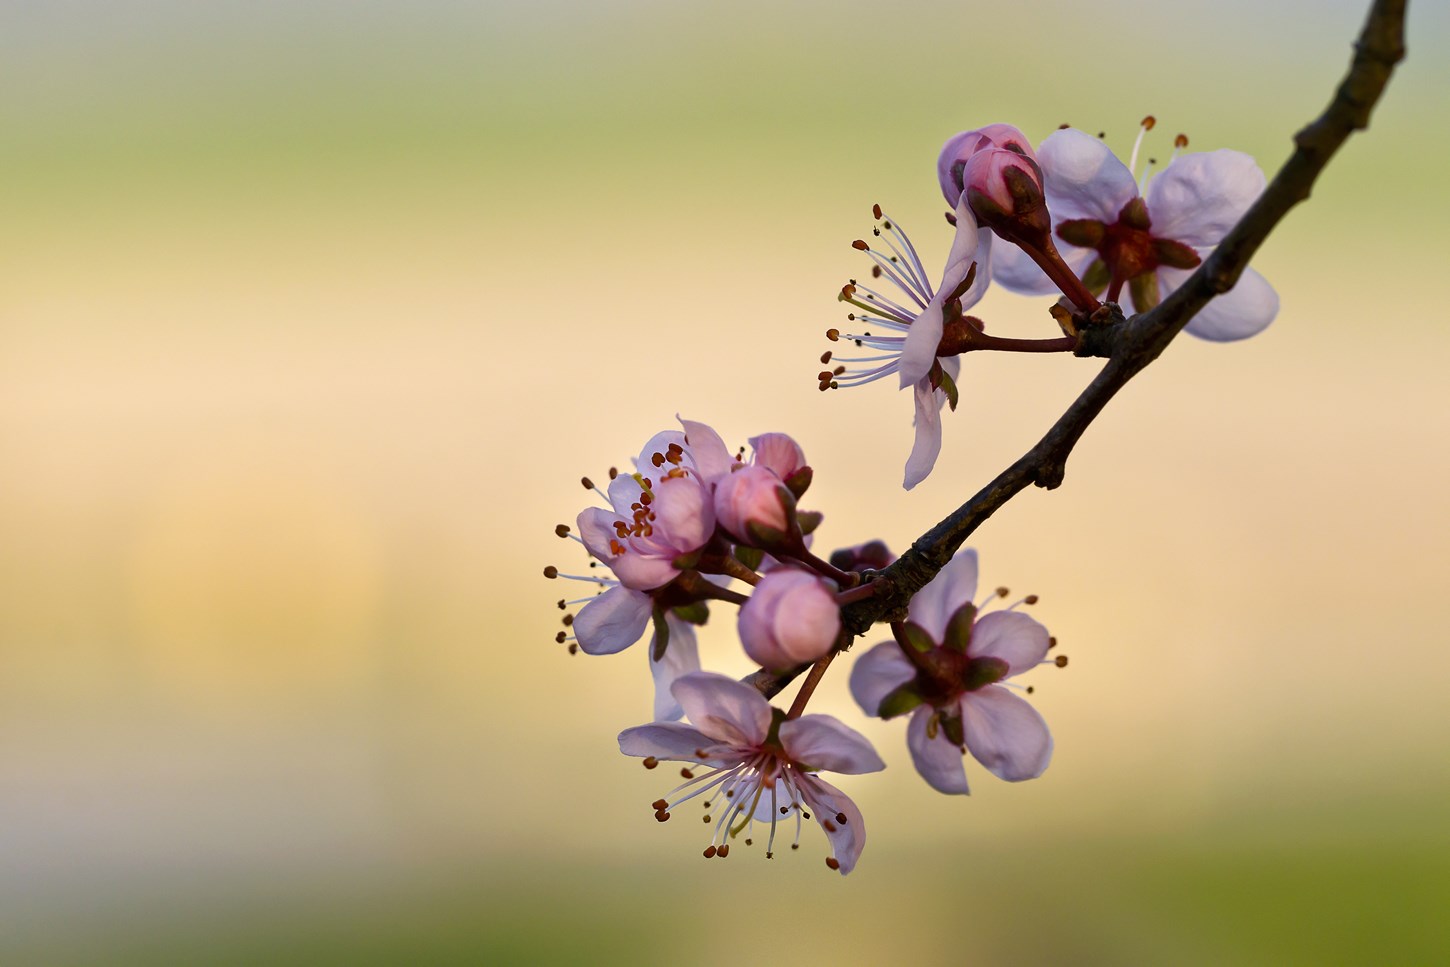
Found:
<box><xmin>4</xmin><ymin>0</ymin><xmax>1448</xmax><ymax>963</ymax></box>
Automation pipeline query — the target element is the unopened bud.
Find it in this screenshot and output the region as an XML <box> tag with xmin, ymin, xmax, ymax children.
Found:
<box><xmin>936</xmin><ymin>123</ymin><xmax>1037</xmax><ymax>205</ymax></box>
<box><xmin>738</xmin><ymin>568</ymin><xmax>840</xmax><ymax>671</ymax></box>
<box><xmin>713</xmin><ymin>465</ymin><xmax>797</xmax><ymax>547</ymax></box>
<box><xmin>963</xmin><ymin>146</ymin><xmax>1051</xmax><ymax>244</ymax></box>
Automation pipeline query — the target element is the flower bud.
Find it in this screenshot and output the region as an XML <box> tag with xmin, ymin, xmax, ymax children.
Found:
<box><xmin>713</xmin><ymin>465</ymin><xmax>796</xmax><ymax>546</ymax></box>
<box><xmin>962</xmin><ymin>146</ymin><xmax>1050</xmax><ymax>243</ymax></box>
<box><xmin>937</xmin><ymin>123</ymin><xmax>1036</xmax><ymax>205</ymax></box>
<box><xmin>738</xmin><ymin>569</ymin><xmax>840</xmax><ymax>670</ymax></box>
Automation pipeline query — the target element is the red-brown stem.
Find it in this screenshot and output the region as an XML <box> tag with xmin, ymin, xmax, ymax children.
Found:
<box><xmin>783</xmin><ymin>546</ymin><xmax>858</xmax><ymax>587</ymax></box>
<box><xmin>785</xmin><ymin>650</ymin><xmax>836</xmax><ymax>720</ymax></box>
<box><xmin>835</xmin><ymin>581</ymin><xmax>884</xmax><ymax>606</ymax></box>
<box><xmin>966</xmin><ymin>332</ymin><xmax>1078</xmax><ymax>354</ymax></box>
<box><xmin>1023</xmin><ymin>238</ymin><xmax>1102</xmax><ymax>313</ymax></box>
<box><xmin>716</xmin><ymin>555</ymin><xmax>761</xmax><ymax>586</ymax></box>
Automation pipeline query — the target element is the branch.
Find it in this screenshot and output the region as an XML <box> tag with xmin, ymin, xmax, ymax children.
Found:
<box><xmin>751</xmin><ymin>0</ymin><xmax>1407</xmax><ymax>698</ymax></box>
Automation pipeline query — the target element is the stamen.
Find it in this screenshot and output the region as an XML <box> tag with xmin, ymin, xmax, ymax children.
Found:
<box><xmin>1055</xmin><ymin>654</ymin><xmax>1069</xmax><ymax>667</ymax></box>
<box><xmin>643</xmin><ymin>757</ymin><xmax>659</xmax><ymax>770</ymax></box>
<box><xmin>826</xmin><ymin>857</ymin><xmax>840</xmax><ymax>870</ymax></box>
<box><xmin>554</xmin><ymin>524</ymin><xmax>570</xmax><ymax>537</ymax></box>
<box><xmin>543</xmin><ymin>566</ymin><xmax>558</xmax><ymax>579</ymax></box>
<box><xmin>1129</xmin><ymin>116</ymin><xmax>1155</xmax><ymax>176</ymax></box>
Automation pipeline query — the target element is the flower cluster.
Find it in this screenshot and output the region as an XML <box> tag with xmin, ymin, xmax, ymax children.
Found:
<box><xmin>549</xmin><ymin>115</ymin><xmax>1274</xmax><ymax>875</ymax></box>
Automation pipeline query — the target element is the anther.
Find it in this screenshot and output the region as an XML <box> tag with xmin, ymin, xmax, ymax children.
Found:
<box><xmin>872</xmin><ymin>203</ymin><xmax>882</xmax><ymax>220</ymax></box>
<box><xmin>703</xmin><ymin>815</ymin><xmax>711</xmax><ymax>823</ymax></box>
<box><xmin>554</xmin><ymin>631</ymin><xmax>566</xmax><ymax>643</ymax></box>
<box><xmin>1175</xmin><ymin>134</ymin><xmax>1189</xmax><ymax>148</ymax></box>
<box><xmin>851</xmin><ymin>239</ymin><xmax>869</xmax><ymax>251</ymax></box>
<box><xmin>680</xmin><ymin>768</ymin><xmax>694</xmax><ymax>779</ymax></box>
<box><xmin>1141</xmin><ymin>115</ymin><xmax>1156</xmax><ymax>130</ymax></box>
<box><xmin>826</xmin><ymin>328</ymin><xmax>840</xmax><ymax>341</ymax></box>
<box><xmin>543</xmin><ymin>566</ymin><xmax>558</xmax><ymax>579</ymax></box>
<box><xmin>871</xmin><ymin>265</ymin><xmax>881</xmax><ymax>278</ymax></box>
<box><xmin>1024</xmin><ymin>594</ymin><xmax>1039</xmax><ymax>605</ymax></box>
<box><xmin>608</xmin><ymin>467</ymin><xmax>619</xmax><ymax>479</ymax></box>
<box><xmin>580</xmin><ymin>477</ymin><xmax>594</xmax><ymax>490</ymax></box>
<box><xmin>1055</xmin><ymin>655</ymin><xmax>1069</xmax><ymax>667</ymax></box>
<box><xmin>1048</xmin><ymin>636</ymin><xmax>1057</xmax><ymax>650</ymax></box>
<box><xmin>695</xmin><ymin>749</ymin><xmax>708</xmax><ymax>759</ymax></box>
<box><xmin>567</xmin><ymin>642</ymin><xmax>577</xmax><ymax>654</ymax></box>
<box><xmin>651</xmin><ymin>452</ymin><xmax>665</xmax><ymax>467</ymax></box>
<box><xmin>745</xmin><ymin>838</ymin><xmax>753</xmax><ymax>846</ymax></box>
<box><xmin>820</xmin><ymin>351</ymin><xmax>832</xmax><ymax>364</ymax></box>
<box><xmin>652</xmin><ymin>799</ymin><xmax>668</xmax><ymax>810</ymax></box>
<box><xmin>561</xmin><ymin>614</ymin><xmax>573</xmax><ymax>626</ymax></box>
<box><xmin>835</xmin><ymin>812</ymin><xmax>847</xmax><ymax>824</ymax></box>
<box><xmin>703</xmin><ymin>846</ymin><xmax>717</xmax><ymax>858</ymax></box>
<box><xmin>825</xmin><ymin>857</ymin><xmax>840</xmax><ymax>870</ymax></box>
<box><xmin>767</xmin><ymin>851</ymin><xmax>774</xmax><ymax>859</ymax></box>
<box><xmin>1026</xmin><ymin>685</ymin><xmax>1035</xmax><ymax>695</ymax></box>
<box><xmin>1097</xmin><ymin>131</ymin><xmax>1106</xmax><ymax>138</ymax></box>
<box><xmin>554</xmin><ymin>524</ymin><xmax>570</xmax><ymax>538</ymax></box>
<box><xmin>818</xmin><ymin>371</ymin><xmax>833</xmax><ymax>381</ymax></box>
<box><xmin>780</xmin><ymin>806</ymin><xmax>789</xmax><ymax>815</ymax></box>
<box><xmin>833</xmin><ymin>365</ymin><xmax>845</xmax><ymax>376</ymax></box>
<box><xmin>791</xmin><ymin>844</ymin><xmax>799</xmax><ymax>851</ymax></box>
<box><xmin>996</xmin><ymin>586</ymin><xmax>1010</xmax><ymax>598</ymax></box>
<box><xmin>556</xmin><ymin>599</ymin><xmax>565</xmax><ymax>609</ymax></box>
<box><xmin>655</xmin><ymin>810</ymin><xmax>670</xmax><ymax>822</ymax></box>
<box><xmin>944</xmin><ymin>210</ymin><xmax>957</xmax><ymax>226</ymax></box>
<box><xmin>1058</xmin><ymin>122</ymin><xmax>1070</xmax><ymax>129</ymax></box>
<box><xmin>643</xmin><ymin>757</ymin><xmax>659</xmax><ymax>770</ymax></box>
<box><xmin>717</xmin><ymin>844</ymin><xmax>729</xmax><ymax>858</ymax></box>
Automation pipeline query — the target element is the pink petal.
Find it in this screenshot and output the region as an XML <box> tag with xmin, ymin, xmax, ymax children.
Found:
<box><xmin>678</xmin><ymin>416</ymin><xmax>735</xmax><ymax>483</ymax></box>
<box><xmin>573</xmin><ymin>585</ymin><xmax>652</xmax><ymax>656</ymax></box>
<box><xmin>635</xmin><ymin>430</ymin><xmax>688</xmax><ymax>475</ymax></box>
<box><xmin>649</xmin><ymin>616</ymin><xmax>700</xmax><ymax>721</ymax></box>
<box><xmin>906</xmin><ymin>548</ymin><xmax>979</xmax><ymax>642</ymax></box>
<box><xmin>748</xmin><ymin>432</ymin><xmax>806</xmax><ymax>480</ymax></box>
<box><xmin>797</xmin><ymin>774</ymin><xmax>867</xmax><ymax>875</ymax></box>
<box><xmin>1037</xmin><ymin>128</ymin><xmax>1139</xmax><ymax>223</ymax></box>
<box><xmin>1145</xmin><ymin>149</ymin><xmax>1265</xmax><ymax>248</ymax></box>
<box><xmin>1156</xmin><ymin>263</ymin><xmax>1278</xmax><ymax>342</ymax></box>
<box><xmin>617</xmin><ymin>721</ymin><xmax>718</xmax><ymax>762</ymax></box>
<box><xmin>648</xmin><ymin>474</ymin><xmax>715</xmax><ymax>553</ymax></box>
<box><xmin>576</xmin><ymin>506</ymin><xmax>622</xmax><ymax>563</ymax></box>
<box><xmin>959</xmin><ymin>685</ymin><xmax>1053</xmax><ymax>781</ymax></box>
<box><xmin>848</xmin><ymin>641</ymin><xmax>916</xmax><ymax>718</ymax></box>
<box><xmin>670</xmin><ymin>671</ymin><xmax>772</xmax><ymax>748</ymax></box>
<box><xmin>897</xmin><ymin>198</ymin><xmax>982</xmax><ymax>389</ymax></box>
<box><xmin>606</xmin><ymin>471</ymin><xmax>646</xmax><ymax>514</ymax></box>
<box><xmin>902</xmin><ymin>376</ymin><xmax>945</xmax><ymax>491</ymax></box>
<box><xmin>993</xmin><ymin>239</ymin><xmax>1095</xmax><ymax>296</ymax></box>
<box><xmin>606</xmin><ymin>549</ymin><xmax>681</xmax><ymax>592</ymax></box>
<box><xmin>906</xmin><ymin>706</ymin><xmax>969</xmax><ymax>795</ymax></box>
<box><xmin>779</xmin><ymin>715</ymin><xmax>885</xmax><ymax>775</ymax></box>
<box><xmin>968</xmin><ymin>610</ymin><xmax>1050</xmax><ymax>677</ymax></box>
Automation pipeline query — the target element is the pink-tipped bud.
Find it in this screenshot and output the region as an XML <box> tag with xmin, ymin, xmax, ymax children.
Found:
<box><xmin>738</xmin><ymin>569</ymin><xmax>840</xmax><ymax>671</ymax></box>
<box><xmin>713</xmin><ymin>465</ymin><xmax>796</xmax><ymax>546</ymax></box>
<box><xmin>936</xmin><ymin>123</ymin><xmax>1036</xmax><ymax>205</ymax></box>
<box><xmin>961</xmin><ymin>146</ymin><xmax>1051</xmax><ymax>248</ymax></box>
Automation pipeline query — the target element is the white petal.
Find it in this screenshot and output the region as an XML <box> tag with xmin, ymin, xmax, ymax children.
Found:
<box><xmin>649</xmin><ymin>617</ymin><xmax>700</xmax><ymax>721</ymax></box>
<box><xmin>906</xmin><ymin>706</ymin><xmax>969</xmax><ymax>795</ymax></box>
<box><xmin>1145</xmin><ymin>149</ymin><xmax>1265</xmax><ymax>247</ymax></box>
<box><xmin>1037</xmin><ymin>128</ymin><xmax>1139</xmax><ymax>223</ymax></box>
<box><xmin>606</xmin><ymin>471</ymin><xmax>645</xmax><ymax>514</ymax></box>
<box><xmin>648</xmin><ymin>474</ymin><xmax>715</xmax><ymax>552</ymax></box>
<box><xmin>959</xmin><ymin>686</ymin><xmax>1053</xmax><ymax>781</ymax></box>
<box><xmin>848</xmin><ymin>641</ymin><xmax>916</xmax><ymax>718</ymax></box>
<box><xmin>797</xmin><ymin>774</ymin><xmax>867</xmax><ymax>875</ymax></box>
<box><xmin>617</xmin><ymin>721</ymin><xmax>716</xmax><ymax>761</ymax></box>
<box><xmin>906</xmin><ymin>548</ymin><xmax>978</xmax><ymax>643</ymax></box>
<box><xmin>634</xmin><ymin>430</ymin><xmax>688</xmax><ymax>474</ymax></box>
<box><xmin>670</xmin><ymin>671</ymin><xmax>771</xmax><ymax>748</ymax></box>
<box><xmin>574</xmin><ymin>585</ymin><xmax>652</xmax><ymax>655</ymax></box>
<box><xmin>897</xmin><ymin>199</ymin><xmax>981</xmax><ymax>389</ymax></box>
<box><xmin>1155</xmin><ymin>263</ymin><xmax>1279</xmax><ymax>342</ymax></box>
<box><xmin>902</xmin><ymin>377</ymin><xmax>945</xmax><ymax>491</ymax></box>
<box><xmin>678</xmin><ymin>416</ymin><xmax>735</xmax><ymax>482</ymax></box>
<box><xmin>748</xmin><ymin>432</ymin><xmax>806</xmax><ymax>480</ymax></box>
<box><xmin>780</xmin><ymin>715</ymin><xmax>885</xmax><ymax>775</ymax></box>
<box><xmin>968</xmin><ymin>610</ymin><xmax>1050</xmax><ymax>677</ymax></box>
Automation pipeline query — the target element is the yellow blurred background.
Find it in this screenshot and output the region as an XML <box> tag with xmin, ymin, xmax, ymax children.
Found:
<box><xmin>4</xmin><ymin>0</ymin><xmax>1448</xmax><ymax>962</ymax></box>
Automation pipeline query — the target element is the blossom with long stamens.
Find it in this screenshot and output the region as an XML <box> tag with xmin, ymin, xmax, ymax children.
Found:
<box><xmin>619</xmin><ymin>671</ymin><xmax>884</xmax><ymax>874</ymax></box>
<box><xmin>992</xmin><ymin>119</ymin><xmax>1278</xmax><ymax>341</ymax></box>
<box><xmin>849</xmin><ymin>549</ymin><xmax>1060</xmax><ymax>794</ymax></box>
<box><xmin>821</xmin><ymin>196</ymin><xmax>988</xmax><ymax>490</ymax></box>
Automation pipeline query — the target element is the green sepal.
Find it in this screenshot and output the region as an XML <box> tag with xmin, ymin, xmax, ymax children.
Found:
<box><xmin>796</xmin><ymin>510</ymin><xmax>824</xmax><ymax>536</ymax></box>
<box><xmin>1128</xmin><ymin>270</ymin><xmax>1161</xmax><ymax>313</ymax></box>
<box><xmin>1153</xmin><ymin>237</ymin><xmax>1202</xmax><ymax>270</ymax></box>
<box><xmin>963</xmin><ymin>656</ymin><xmax>1010</xmax><ymax>691</ymax></box>
<box><xmin>940</xmin><ymin>708</ymin><xmax>966</xmax><ymax>748</ymax></box>
<box><xmin>650</xmin><ymin>607</ymin><xmax>670</xmax><ymax>662</ymax></box>
<box><xmin>1057</xmin><ymin>218</ymin><xmax>1105</xmax><ymax>249</ymax></box>
<box><xmin>734</xmin><ymin>545</ymin><xmax>765</xmax><ymax>571</ymax></box>
<box><xmin>938</xmin><ymin>368</ymin><xmax>960</xmax><ymax>412</ymax></box>
<box><xmin>745</xmin><ymin>518</ymin><xmax>789</xmax><ymax>548</ymax></box>
<box><xmin>877</xmin><ymin>682</ymin><xmax>925</xmax><ymax>719</ymax></box>
<box><xmin>783</xmin><ymin>466</ymin><xmax>813</xmax><ymax>500</ymax></box>
<box><xmin>671</xmin><ymin>601</ymin><xmax>709</xmax><ymax>626</ymax></box>
<box><xmin>898</xmin><ymin>621</ymin><xmax>935</xmax><ymax>654</ymax></box>
<box><xmin>942</xmin><ymin>602</ymin><xmax>977</xmax><ymax>653</ymax></box>
<box><xmin>1081</xmin><ymin>259</ymin><xmax>1111</xmax><ymax>295</ymax></box>
<box><xmin>672</xmin><ymin>549</ymin><xmax>702</xmax><ymax>570</ymax></box>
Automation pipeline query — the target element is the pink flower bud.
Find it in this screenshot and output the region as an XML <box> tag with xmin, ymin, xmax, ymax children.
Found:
<box><xmin>738</xmin><ymin>569</ymin><xmax>840</xmax><ymax>670</ymax></box>
<box><xmin>963</xmin><ymin>146</ymin><xmax>1049</xmax><ymax>236</ymax></box>
<box><xmin>713</xmin><ymin>465</ymin><xmax>795</xmax><ymax>545</ymax></box>
<box><xmin>937</xmin><ymin>123</ymin><xmax>1036</xmax><ymax>205</ymax></box>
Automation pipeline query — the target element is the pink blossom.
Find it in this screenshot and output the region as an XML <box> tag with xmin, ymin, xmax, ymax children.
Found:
<box><xmin>826</xmin><ymin>199</ymin><xmax>988</xmax><ymax>489</ymax></box>
<box><xmin>992</xmin><ymin>122</ymin><xmax>1278</xmax><ymax>341</ymax></box>
<box><xmin>619</xmin><ymin>671</ymin><xmax>884</xmax><ymax>873</ymax></box>
<box><xmin>737</xmin><ymin>569</ymin><xmax>840</xmax><ymax>671</ymax></box>
<box><xmin>937</xmin><ymin>123</ymin><xmax>1038</xmax><ymax>206</ymax></box>
<box><xmin>713</xmin><ymin>464</ymin><xmax>795</xmax><ymax>545</ymax></box>
<box><xmin>849</xmin><ymin>549</ymin><xmax>1055</xmax><ymax>794</ymax></box>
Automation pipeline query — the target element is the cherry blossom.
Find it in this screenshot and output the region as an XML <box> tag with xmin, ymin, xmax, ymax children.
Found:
<box><xmin>737</xmin><ymin>568</ymin><xmax>840</xmax><ymax>671</ymax></box>
<box><xmin>822</xmin><ymin>198</ymin><xmax>988</xmax><ymax>490</ymax></box>
<box><xmin>993</xmin><ymin>121</ymin><xmax>1278</xmax><ymax>341</ymax></box>
<box><xmin>619</xmin><ymin>671</ymin><xmax>884</xmax><ymax>873</ymax></box>
<box><xmin>849</xmin><ymin>549</ymin><xmax>1057</xmax><ymax>794</ymax></box>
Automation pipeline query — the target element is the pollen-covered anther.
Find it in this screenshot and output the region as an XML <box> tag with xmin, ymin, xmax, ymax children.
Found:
<box><xmin>1175</xmin><ymin>133</ymin><xmax>1189</xmax><ymax>148</ymax></box>
<box><xmin>716</xmin><ymin>844</ymin><xmax>729</xmax><ymax>858</ymax></box>
<box><xmin>851</xmin><ymin>239</ymin><xmax>869</xmax><ymax>251</ymax></box>
<box><xmin>554</xmin><ymin>524</ymin><xmax>570</xmax><ymax>537</ymax></box>
<box><xmin>1141</xmin><ymin>115</ymin><xmax>1156</xmax><ymax>130</ymax></box>
<box><xmin>654</xmin><ymin>810</ymin><xmax>670</xmax><ymax>822</ymax></box>
<box><xmin>567</xmin><ymin>643</ymin><xmax>577</xmax><ymax>655</ymax></box>
<box><xmin>680</xmin><ymin>767</ymin><xmax>694</xmax><ymax>779</ymax></box>
<box><xmin>826</xmin><ymin>328</ymin><xmax>840</xmax><ymax>341</ymax></box>
<box><xmin>556</xmin><ymin>599</ymin><xmax>566</xmax><ymax>609</ymax></box>
<box><xmin>543</xmin><ymin>566</ymin><xmax>558</xmax><ymax>579</ymax></box>
<box><xmin>825</xmin><ymin>857</ymin><xmax>841</xmax><ymax>870</ymax></box>
<box><xmin>1048</xmin><ymin>636</ymin><xmax>1058</xmax><ymax>650</ymax></box>
<box><xmin>703</xmin><ymin>846</ymin><xmax>717</xmax><ymax>858</ymax></box>
<box><xmin>554</xmin><ymin>631</ymin><xmax>566</xmax><ymax>643</ymax></box>
<box><xmin>561</xmin><ymin>614</ymin><xmax>574</xmax><ymax>626</ymax></box>
<box><xmin>580</xmin><ymin>476</ymin><xmax>594</xmax><ymax>490</ymax></box>
<box><xmin>1055</xmin><ymin>655</ymin><xmax>1069</xmax><ymax>667</ymax></box>
<box><xmin>872</xmin><ymin>203</ymin><xmax>882</xmax><ymax>219</ymax></box>
<box><xmin>1024</xmin><ymin>594</ymin><xmax>1039</xmax><ymax>605</ymax></box>
<box><xmin>608</xmin><ymin>467</ymin><xmax>619</xmax><ymax>479</ymax></box>
<box><xmin>820</xmin><ymin>351</ymin><xmax>832</xmax><ymax>364</ymax></box>
<box><xmin>702</xmin><ymin>815</ymin><xmax>711</xmax><ymax>823</ymax></box>
<box><xmin>651</xmin><ymin>452</ymin><xmax>665</xmax><ymax>467</ymax></box>
<box><xmin>996</xmin><ymin>586</ymin><xmax>1010</xmax><ymax>598</ymax></box>
<box><xmin>835</xmin><ymin>812</ymin><xmax>847</xmax><ymax>824</ymax></box>
<box><xmin>643</xmin><ymin>757</ymin><xmax>659</xmax><ymax>770</ymax></box>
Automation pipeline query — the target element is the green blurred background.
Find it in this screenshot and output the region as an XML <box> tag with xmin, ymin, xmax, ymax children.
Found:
<box><xmin>4</xmin><ymin>1</ymin><xmax>1449</xmax><ymax>963</ymax></box>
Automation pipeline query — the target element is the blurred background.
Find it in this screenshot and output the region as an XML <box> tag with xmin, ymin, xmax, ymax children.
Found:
<box><xmin>4</xmin><ymin>0</ymin><xmax>1448</xmax><ymax>962</ymax></box>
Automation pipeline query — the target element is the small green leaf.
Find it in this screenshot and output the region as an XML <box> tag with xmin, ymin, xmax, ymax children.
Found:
<box><xmin>940</xmin><ymin>708</ymin><xmax>966</xmax><ymax>748</ymax></box>
<box><xmin>734</xmin><ymin>545</ymin><xmax>765</xmax><ymax>571</ymax></box>
<box><xmin>796</xmin><ymin>510</ymin><xmax>824</xmax><ymax>536</ymax></box>
<box><xmin>650</xmin><ymin>607</ymin><xmax>670</xmax><ymax>662</ymax></box>
<box><xmin>943</xmin><ymin>602</ymin><xmax>977</xmax><ymax>653</ymax></box>
<box><xmin>963</xmin><ymin>656</ymin><xmax>1010</xmax><ymax>691</ymax></box>
<box><xmin>938</xmin><ymin>368</ymin><xmax>959</xmax><ymax>412</ymax></box>
<box><xmin>877</xmin><ymin>683</ymin><xmax>925</xmax><ymax>719</ymax></box>
<box><xmin>898</xmin><ymin>621</ymin><xmax>935</xmax><ymax>654</ymax></box>
<box><xmin>671</xmin><ymin>601</ymin><xmax>709</xmax><ymax>626</ymax></box>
